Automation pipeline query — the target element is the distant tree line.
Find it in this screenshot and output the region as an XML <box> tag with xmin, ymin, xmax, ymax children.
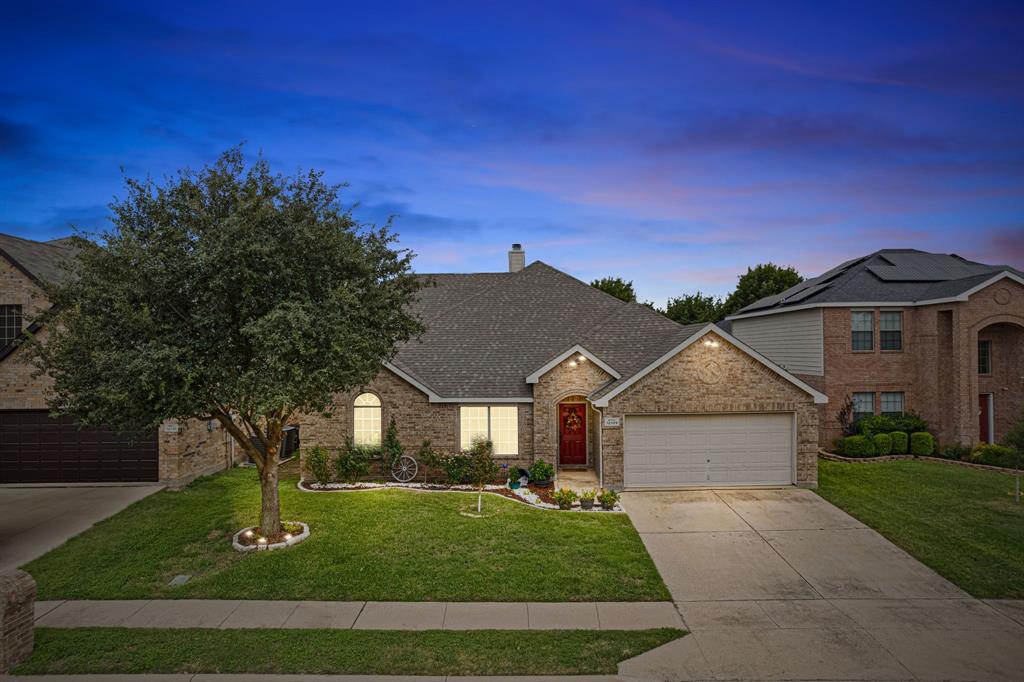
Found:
<box><xmin>590</xmin><ymin>263</ymin><xmax>802</xmax><ymax>325</ymax></box>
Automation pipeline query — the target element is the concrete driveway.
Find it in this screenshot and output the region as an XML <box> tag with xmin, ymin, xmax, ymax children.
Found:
<box><xmin>618</xmin><ymin>488</ymin><xmax>1024</xmax><ymax>682</ymax></box>
<box><xmin>0</xmin><ymin>484</ymin><xmax>161</xmax><ymax>571</ymax></box>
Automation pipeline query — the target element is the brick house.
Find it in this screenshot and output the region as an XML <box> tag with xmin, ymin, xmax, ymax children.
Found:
<box><xmin>726</xmin><ymin>250</ymin><xmax>1024</xmax><ymax>449</ymax></box>
<box><xmin>298</xmin><ymin>245</ymin><xmax>825</xmax><ymax>489</ymax></box>
<box><xmin>0</xmin><ymin>233</ymin><xmax>241</xmax><ymax>486</ymax></box>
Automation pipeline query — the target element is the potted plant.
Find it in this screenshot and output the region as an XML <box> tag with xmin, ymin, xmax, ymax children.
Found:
<box><xmin>529</xmin><ymin>460</ymin><xmax>555</xmax><ymax>488</ymax></box>
<box><xmin>597</xmin><ymin>488</ymin><xmax>620</xmax><ymax>511</ymax></box>
<box><xmin>553</xmin><ymin>487</ymin><xmax>577</xmax><ymax>510</ymax></box>
<box><xmin>579</xmin><ymin>488</ymin><xmax>597</xmax><ymax>510</ymax></box>
<box><xmin>506</xmin><ymin>464</ymin><xmax>524</xmax><ymax>489</ymax></box>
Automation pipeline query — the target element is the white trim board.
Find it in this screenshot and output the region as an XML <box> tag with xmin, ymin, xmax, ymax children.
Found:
<box><xmin>591</xmin><ymin>324</ymin><xmax>828</xmax><ymax>407</ymax></box>
<box><xmin>525</xmin><ymin>344</ymin><xmax>621</xmax><ymax>384</ymax></box>
<box><xmin>725</xmin><ymin>271</ymin><xmax>1024</xmax><ymax>320</ymax></box>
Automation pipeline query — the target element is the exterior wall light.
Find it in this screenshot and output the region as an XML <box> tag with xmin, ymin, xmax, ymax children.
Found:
<box><xmin>703</xmin><ymin>339</ymin><xmax>720</xmax><ymax>347</ymax></box>
<box><xmin>578</xmin><ymin>355</ymin><xmax>588</xmax><ymax>362</ymax></box>
<box><xmin>568</xmin><ymin>360</ymin><xmax>578</xmax><ymax>368</ymax></box>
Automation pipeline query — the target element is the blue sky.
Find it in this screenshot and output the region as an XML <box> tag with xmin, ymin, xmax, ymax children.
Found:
<box><xmin>1</xmin><ymin>1</ymin><xmax>1022</xmax><ymax>304</ymax></box>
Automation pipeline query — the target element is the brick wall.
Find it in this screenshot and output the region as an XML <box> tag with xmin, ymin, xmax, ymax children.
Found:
<box><xmin>815</xmin><ymin>279</ymin><xmax>1024</xmax><ymax>448</ymax></box>
<box><xmin>0</xmin><ymin>260</ymin><xmax>51</xmax><ymax>410</ymax></box>
<box><xmin>158</xmin><ymin>418</ymin><xmax>244</xmax><ymax>487</ymax></box>
<box><xmin>0</xmin><ymin>569</ymin><xmax>35</xmax><ymax>673</ymax></box>
<box><xmin>601</xmin><ymin>331</ymin><xmax>819</xmax><ymax>489</ymax></box>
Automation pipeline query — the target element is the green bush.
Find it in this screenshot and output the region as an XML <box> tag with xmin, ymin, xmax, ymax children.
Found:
<box><xmin>938</xmin><ymin>443</ymin><xmax>971</xmax><ymax>461</ymax></box>
<box><xmin>334</xmin><ymin>441</ymin><xmax>372</xmax><ymax>483</ymax></box>
<box><xmin>872</xmin><ymin>433</ymin><xmax>893</xmax><ymax>456</ymax></box>
<box><xmin>381</xmin><ymin>416</ymin><xmax>403</xmax><ymax>468</ymax></box>
<box><xmin>890</xmin><ymin>431</ymin><xmax>909</xmax><ymax>455</ymax></box>
<box><xmin>910</xmin><ymin>432</ymin><xmax>935</xmax><ymax>456</ymax></box>
<box><xmin>306</xmin><ymin>445</ymin><xmax>333</xmax><ymax>484</ymax></box>
<box><xmin>579</xmin><ymin>488</ymin><xmax>597</xmax><ymax>502</ymax></box>
<box><xmin>856</xmin><ymin>413</ymin><xmax>929</xmax><ymax>438</ymax></box>
<box><xmin>465</xmin><ymin>437</ymin><xmax>499</xmax><ymax>487</ymax></box>
<box><xmin>597</xmin><ymin>488</ymin><xmax>620</xmax><ymax>509</ymax></box>
<box><xmin>439</xmin><ymin>453</ymin><xmax>473</xmax><ymax>484</ymax></box>
<box><xmin>553</xmin><ymin>487</ymin><xmax>577</xmax><ymax>510</ymax></box>
<box><xmin>529</xmin><ymin>459</ymin><xmax>555</xmax><ymax>482</ymax></box>
<box><xmin>970</xmin><ymin>444</ymin><xmax>1020</xmax><ymax>469</ymax></box>
<box><xmin>839</xmin><ymin>435</ymin><xmax>875</xmax><ymax>457</ymax></box>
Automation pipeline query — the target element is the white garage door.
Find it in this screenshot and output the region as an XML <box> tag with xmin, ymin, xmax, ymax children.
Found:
<box><xmin>624</xmin><ymin>413</ymin><xmax>793</xmax><ymax>488</ymax></box>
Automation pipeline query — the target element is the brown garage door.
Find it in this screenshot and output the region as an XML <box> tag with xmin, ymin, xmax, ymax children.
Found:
<box><xmin>0</xmin><ymin>411</ymin><xmax>158</xmax><ymax>483</ymax></box>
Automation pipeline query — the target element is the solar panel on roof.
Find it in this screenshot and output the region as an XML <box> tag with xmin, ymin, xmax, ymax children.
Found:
<box><xmin>782</xmin><ymin>282</ymin><xmax>831</xmax><ymax>303</ymax></box>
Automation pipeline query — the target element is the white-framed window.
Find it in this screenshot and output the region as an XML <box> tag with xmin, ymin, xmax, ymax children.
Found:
<box><xmin>353</xmin><ymin>393</ymin><xmax>382</xmax><ymax>446</ymax></box>
<box><xmin>880</xmin><ymin>311</ymin><xmax>902</xmax><ymax>351</ymax></box>
<box><xmin>852</xmin><ymin>392</ymin><xmax>874</xmax><ymax>421</ymax></box>
<box><xmin>880</xmin><ymin>391</ymin><xmax>904</xmax><ymax>417</ymax></box>
<box><xmin>851</xmin><ymin>311</ymin><xmax>873</xmax><ymax>351</ymax></box>
<box><xmin>978</xmin><ymin>340</ymin><xmax>992</xmax><ymax>374</ymax></box>
<box><xmin>1</xmin><ymin>304</ymin><xmax>22</xmax><ymax>349</ymax></box>
<box><xmin>460</xmin><ymin>405</ymin><xmax>518</xmax><ymax>455</ymax></box>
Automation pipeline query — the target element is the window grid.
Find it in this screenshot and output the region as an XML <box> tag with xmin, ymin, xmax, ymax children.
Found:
<box><xmin>978</xmin><ymin>340</ymin><xmax>992</xmax><ymax>374</ymax></box>
<box><xmin>852</xmin><ymin>392</ymin><xmax>874</xmax><ymax>420</ymax></box>
<box><xmin>851</xmin><ymin>311</ymin><xmax>873</xmax><ymax>351</ymax></box>
<box><xmin>353</xmin><ymin>393</ymin><xmax>382</xmax><ymax>446</ymax></box>
<box><xmin>880</xmin><ymin>311</ymin><xmax>902</xmax><ymax>351</ymax></box>
<box><xmin>459</xmin><ymin>406</ymin><xmax>519</xmax><ymax>455</ymax></box>
<box><xmin>880</xmin><ymin>392</ymin><xmax>904</xmax><ymax>416</ymax></box>
<box><xmin>1</xmin><ymin>304</ymin><xmax>22</xmax><ymax>349</ymax></box>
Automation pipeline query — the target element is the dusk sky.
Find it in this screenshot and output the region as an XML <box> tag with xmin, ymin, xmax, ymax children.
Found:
<box><xmin>2</xmin><ymin>1</ymin><xmax>1022</xmax><ymax>304</ymax></box>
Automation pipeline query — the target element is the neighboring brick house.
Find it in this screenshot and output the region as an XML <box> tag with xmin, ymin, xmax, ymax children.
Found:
<box><xmin>298</xmin><ymin>245</ymin><xmax>826</xmax><ymax>489</ymax></box>
<box><xmin>0</xmin><ymin>233</ymin><xmax>241</xmax><ymax>486</ymax></box>
<box><xmin>727</xmin><ymin>249</ymin><xmax>1024</xmax><ymax>449</ymax></box>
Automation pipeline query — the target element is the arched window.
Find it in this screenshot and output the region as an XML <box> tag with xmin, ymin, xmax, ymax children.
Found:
<box><xmin>353</xmin><ymin>393</ymin><xmax>382</xmax><ymax>446</ymax></box>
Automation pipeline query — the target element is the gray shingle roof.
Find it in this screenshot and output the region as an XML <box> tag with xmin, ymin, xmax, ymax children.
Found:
<box><xmin>395</xmin><ymin>262</ymin><xmax>703</xmax><ymax>399</ymax></box>
<box><xmin>0</xmin><ymin>233</ymin><xmax>79</xmax><ymax>285</ymax></box>
<box><xmin>731</xmin><ymin>249</ymin><xmax>1023</xmax><ymax>317</ymax></box>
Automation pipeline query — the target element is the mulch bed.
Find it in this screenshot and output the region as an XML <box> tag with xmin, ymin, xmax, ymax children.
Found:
<box><xmin>236</xmin><ymin>521</ymin><xmax>305</xmax><ymax>546</ymax></box>
<box><xmin>495</xmin><ymin>483</ymin><xmax>557</xmax><ymax>505</ymax></box>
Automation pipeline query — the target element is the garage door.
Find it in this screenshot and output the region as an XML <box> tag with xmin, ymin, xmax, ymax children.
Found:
<box><xmin>624</xmin><ymin>413</ymin><xmax>793</xmax><ymax>488</ymax></box>
<box><xmin>0</xmin><ymin>411</ymin><xmax>158</xmax><ymax>484</ymax></box>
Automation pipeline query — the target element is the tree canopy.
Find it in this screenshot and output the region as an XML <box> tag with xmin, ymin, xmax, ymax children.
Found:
<box><xmin>664</xmin><ymin>291</ymin><xmax>723</xmax><ymax>325</ymax></box>
<box><xmin>590</xmin><ymin>276</ymin><xmax>637</xmax><ymax>303</ymax></box>
<box><xmin>719</xmin><ymin>263</ymin><xmax>802</xmax><ymax>317</ymax></box>
<box><xmin>31</xmin><ymin>148</ymin><xmax>423</xmax><ymax>533</ymax></box>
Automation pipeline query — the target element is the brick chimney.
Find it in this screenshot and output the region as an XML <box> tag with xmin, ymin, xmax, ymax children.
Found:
<box><xmin>508</xmin><ymin>243</ymin><xmax>525</xmax><ymax>272</ymax></box>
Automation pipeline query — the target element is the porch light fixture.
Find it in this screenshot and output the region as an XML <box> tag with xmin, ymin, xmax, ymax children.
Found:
<box><xmin>578</xmin><ymin>355</ymin><xmax>587</xmax><ymax>362</ymax></box>
<box><xmin>568</xmin><ymin>360</ymin><xmax>578</xmax><ymax>368</ymax></box>
<box><xmin>703</xmin><ymin>339</ymin><xmax>720</xmax><ymax>348</ymax></box>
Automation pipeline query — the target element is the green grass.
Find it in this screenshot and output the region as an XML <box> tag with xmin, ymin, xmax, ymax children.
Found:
<box><xmin>24</xmin><ymin>466</ymin><xmax>668</xmax><ymax>601</ymax></box>
<box><xmin>818</xmin><ymin>458</ymin><xmax>1024</xmax><ymax>598</ymax></box>
<box><xmin>15</xmin><ymin>628</ymin><xmax>684</xmax><ymax>676</ymax></box>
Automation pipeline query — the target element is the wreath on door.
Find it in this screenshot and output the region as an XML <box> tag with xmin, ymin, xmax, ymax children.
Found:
<box><xmin>563</xmin><ymin>408</ymin><xmax>582</xmax><ymax>434</ymax></box>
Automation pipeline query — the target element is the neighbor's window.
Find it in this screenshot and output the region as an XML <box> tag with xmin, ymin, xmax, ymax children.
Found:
<box><xmin>0</xmin><ymin>304</ymin><xmax>22</xmax><ymax>349</ymax></box>
<box><xmin>880</xmin><ymin>392</ymin><xmax>904</xmax><ymax>417</ymax></box>
<box><xmin>978</xmin><ymin>340</ymin><xmax>992</xmax><ymax>375</ymax></box>
<box><xmin>460</xmin><ymin>405</ymin><xmax>519</xmax><ymax>455</ymax></box>
<box><xmin>353</xmin><ymin>393</ymin><xmax>382</xmax><ymax>446</ymax></box>
<box><xmin>880</xmin><ymin>311</ymin><xmax>902</xmax><ymax>351</ymax></box>
<box><xmin>851</xmin><ymin>311</ymin><xmax>873</xmax><ymax>351</ymax></box>
<box><xmin>852</xmin><ymin>392</ymin><xmax>874</xmax><ymax>421</ymax></box>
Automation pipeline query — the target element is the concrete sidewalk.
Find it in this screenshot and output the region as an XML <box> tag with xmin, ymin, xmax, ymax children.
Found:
<box><xmin>34</xmin><ymin>599</ymin><xmax>683</xmax><ymax>631</ymax></box>
<box><xmin>2</xmin><ymin>676</ymin><xmax>623</xmax><ymax>681</ymax></box>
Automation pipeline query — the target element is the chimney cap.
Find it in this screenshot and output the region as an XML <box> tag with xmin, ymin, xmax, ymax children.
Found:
<box><xmin>511</xmin><ymin>243</ymin><xmax>522</xmax><ymax>250</ymax></box>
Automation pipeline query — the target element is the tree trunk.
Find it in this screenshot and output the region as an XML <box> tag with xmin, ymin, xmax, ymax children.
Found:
<box><xmin>260</xmin><ymin>457</ymin><xmax>281</xmax><ymax>534</ymax></box>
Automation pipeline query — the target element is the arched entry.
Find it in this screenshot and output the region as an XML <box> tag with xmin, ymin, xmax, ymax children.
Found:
<box><xmin>975</xmin><ymin>320</ymin><xmax>1024</xmax><ymax>443</ymax></box>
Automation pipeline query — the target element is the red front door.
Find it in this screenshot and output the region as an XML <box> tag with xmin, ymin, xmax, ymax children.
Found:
<box><xmin>559</xmin><ymin>403</ymin><xmax>587</xmax><ymax>466</ymax></box>
<box><xmin>979</xmin><ymin>394</ymin><xmax>992</xmax><ymax>444</ymax></box>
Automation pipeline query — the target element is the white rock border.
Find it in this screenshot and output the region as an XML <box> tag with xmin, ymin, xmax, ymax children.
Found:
<box><xmin>298</xmin><ymin>480</ymin><xmax>623</xmax><ymax>512</ymax></box>
<box><xmin>232</xmin><ymin>521</ymin><xmax>310</xmax><ymax>552</ymax></box>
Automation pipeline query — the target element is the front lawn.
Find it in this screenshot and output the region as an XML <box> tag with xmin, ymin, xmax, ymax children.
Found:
<box><xmin>818</xmin><ymin>458</ymin><xmax>1024</xmax><ymax>598</ymax></box>
<box><xmin>16</xmin><ymin>628</ymin><xmax>684</xmax><ymax>676</ymax></box>
<box><xmin>24</xmin><ymin>466</ymin><xmax>668</xmax><ymax>601</ymax></box>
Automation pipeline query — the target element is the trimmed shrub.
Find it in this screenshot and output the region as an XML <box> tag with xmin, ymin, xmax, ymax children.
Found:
<box><xmin>306</xmin><ymin>445</ymin><xmax>333</xmax><ymax>484</ymax></box>
<box><xmin>873</xmin><ymin>433</ymin><xmax>893</xmax><ymax>456</ymax></box>
<box><xmin>334</xmin><ymin>442</ymin><xmax>372</xmax><ymax>483</ymax></box>
<box><xmin>856</xmin><ymin>413</ymin><xmax>929</xmax><ymax>438</ymax></box>
<box><xmin>970</xmin><ymin>444</ymin><xmax>1020</xmax><ymax>469</ymax></box>
<box><xmin>890</xmin><ymin>431</ymin><xmax>909</xmax><ymax>455</ymax></box>
<box><xmin>910</xmin><ymin>432</ymin><xmax>935</xmax><ymax>456</ymax></box>
<box><xmin>529</xmin><ymin>459</ymin><xmax>555</xmax><ymax>482</ymax></box>
<box><xmin>840</xmin><ymin>435</ymin><xmax>875</xmax><ymax>457</ymax></box>
<box><xmin>938</xmin><ymin>443</ymin><xmax>971</xmax><ymax>461</ymax></box>
<box><xmin>439</xmin><ymin>453</ymin><xmax>473</xmax><ymax>484</ymax></box>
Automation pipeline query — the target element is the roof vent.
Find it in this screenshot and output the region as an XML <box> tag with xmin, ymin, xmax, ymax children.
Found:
<box><xmin>508</xmin><ymin>243</ymin><xmax>525</xmax><ymax>272</ymax></box>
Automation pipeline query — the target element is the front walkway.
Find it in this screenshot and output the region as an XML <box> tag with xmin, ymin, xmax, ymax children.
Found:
<box><xmin>0</xmin><ymin>484</ymin><xmax>161</xmax><ymax>571</ymax></box>
<box><xmin>619</xmin><ymin>488</ymin><xmax>1024</xmax><ymax>682</ymax></box>
<box><xmin>34</xmin><ymin>599</ymin><xmax>681</xmax><ymax>631</ymax></box>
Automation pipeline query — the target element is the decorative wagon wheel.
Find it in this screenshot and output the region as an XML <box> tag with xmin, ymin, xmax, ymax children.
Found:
<box><xmin>391</xmin><ymin>454</ymin><xmax>419</xmax><ymax>483</ymax></box>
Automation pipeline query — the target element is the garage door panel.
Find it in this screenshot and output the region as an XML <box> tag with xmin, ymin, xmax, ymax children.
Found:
<box><xmin>0</xmin><ymin>411</ymin><xmax>158</xmax><ymax>483</ymax></box>
<box><xmin>625</xmin><ymin>413</ymin><xmax>793</xmax><ymax>488</ymax></box>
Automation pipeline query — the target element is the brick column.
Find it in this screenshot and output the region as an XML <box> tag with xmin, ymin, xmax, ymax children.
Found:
<box><xmin>0</xmin><ymin>570</ymin><xmax>36</xmax><ymax>673</ymax></box>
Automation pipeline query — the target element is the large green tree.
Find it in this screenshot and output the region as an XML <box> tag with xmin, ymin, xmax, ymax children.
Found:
<box><xmin>719</xmin><ymin>263</ymin><xmax>802</xmax><ymax>317</ymax></box>
<box><xmin>30</xmin><ymin>149</ymin><xmax>423</xmax><ymax>534</ymax></box>
<box><xmin>664</xmin><ymin>292</ymin><xmax>722</xmax><ymax>325</ymax></box>
<box><xmin>590</xmin><ymin>276</ymin><xmax>637</xmax><ymax>303</ymax></box>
